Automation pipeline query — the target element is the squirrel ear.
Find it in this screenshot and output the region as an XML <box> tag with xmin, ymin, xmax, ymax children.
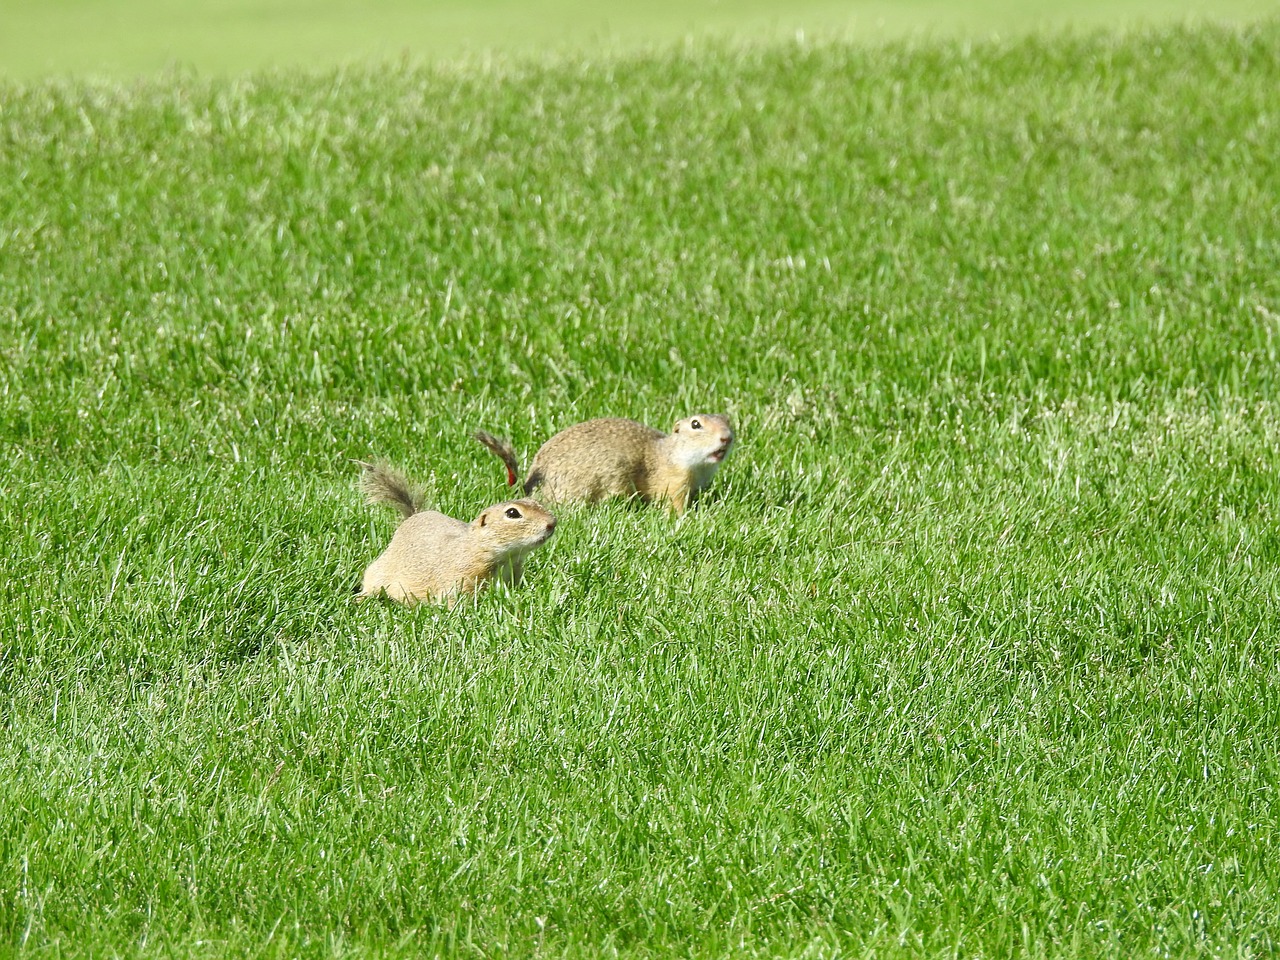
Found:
<box><xmin>478</xmin><ymin>511</ymin><xmax>488</xmax><ymax>527</ymax></box>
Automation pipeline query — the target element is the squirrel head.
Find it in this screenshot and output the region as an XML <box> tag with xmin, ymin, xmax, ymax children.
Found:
<box><xmin>472</xmin><ymin>498</ymin><xmax>557</xmax><ymax>554</ymax></box>
<box><xmin>669</xmin><ymin>414</ymin><xmax>734</xmax><ymax>468</ymax></box>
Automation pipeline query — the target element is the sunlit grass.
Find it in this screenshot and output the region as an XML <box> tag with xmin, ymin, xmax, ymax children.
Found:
<box><xmin>2</xmin><ymin>19</ymin><xmax>1279</xmax><ymax>959</ymax></box>
<box><xmin>3</xmin><ymin>0</ymin><xmax>1279</xmax><ymax>78</ymax></box>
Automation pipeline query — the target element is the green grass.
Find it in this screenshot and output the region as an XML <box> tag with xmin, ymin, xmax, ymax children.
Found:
<box><xmin>3</xmin><ymin>18</ymin><xmax>1280</xmax><ymax>959</ymax></box>
<box><xmin>3</xmin><ymin>0</ymin><xmax>1280</xmax><ymax>78</ymax></box>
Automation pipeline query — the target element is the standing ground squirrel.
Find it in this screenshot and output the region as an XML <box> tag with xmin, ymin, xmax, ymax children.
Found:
<box><xmin>355</xmin><ymin>461</ymin><xmax>556</xmax><ymax>605</ymax></box>
<box><xmin>473</xmin><ymin>414</ymin><xmax>734</xmax><ymax>515</ymax></box>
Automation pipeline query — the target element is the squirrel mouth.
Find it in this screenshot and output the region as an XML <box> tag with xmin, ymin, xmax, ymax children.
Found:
<box><xmin>707</xmin><ymin>446</ymin><xmax>729</xmax><ymax>463</ymax></box>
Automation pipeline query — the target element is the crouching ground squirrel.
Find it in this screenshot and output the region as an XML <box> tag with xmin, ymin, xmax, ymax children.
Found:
<box><xmin>355</xmin><ymin>461</ymin><xmax>556</xmax><ymax>605</ymax></box>
<box><xmin>473</xmin><ymin>414</ymin><xmax>734</xmax><ymax>515</ymax></box>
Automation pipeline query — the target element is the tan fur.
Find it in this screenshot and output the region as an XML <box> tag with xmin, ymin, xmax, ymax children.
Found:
<box><xmin>473</xmin><ymin>414</ymin><xmax>734</xmax><ymax>515</ymax></box>
<box><xmin>356</xmin><ymin>462</ymin><xmax>556</xmax><ymax>605</ymax></box>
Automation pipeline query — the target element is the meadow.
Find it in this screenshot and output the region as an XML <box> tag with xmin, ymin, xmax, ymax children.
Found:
<box><xmin>4</xmin><ymin>0</ymin><xmax>1280</xmax><ymax>78</ymax></box>
<box><xmin>2</xmin><ymin>15</ymin><xmax>1280</xmax><ymax>960</ymax></box>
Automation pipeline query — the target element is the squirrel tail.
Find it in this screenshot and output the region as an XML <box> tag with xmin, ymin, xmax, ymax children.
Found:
<box><xmin>355</xmin><ymin>460</ymin><xmax>421</xmax><ymax>520</ymax></box>
<box><xmin>472</xmin><ymin>430</ymin><xmax>521</xmax><ymax>488</ymax></box>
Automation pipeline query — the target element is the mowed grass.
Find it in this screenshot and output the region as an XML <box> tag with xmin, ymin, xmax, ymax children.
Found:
<box><xmin>5</xmin><ymin>0</ymin><xmax>1280</xmax><ymax>78</ymax></box>
<box><xmin>3</xmin><ymin>20</ymin><xmax>1280</xmax><ymax>959</ymax></box>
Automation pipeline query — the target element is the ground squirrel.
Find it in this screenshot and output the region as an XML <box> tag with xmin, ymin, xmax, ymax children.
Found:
<box><xmin>473</xmin><ymin>414</ymin><xmax>734</xmax><ymax>515</ymax></box>
<box><xmin>355</xmin><ymin>461</ymin><xmax>556</xmax><ymax>605</ymax></box>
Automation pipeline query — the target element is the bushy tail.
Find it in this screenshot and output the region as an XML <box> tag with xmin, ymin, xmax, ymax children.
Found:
<box><xmin>472</xmin><ymin>430</ymin><xmax>521</xmax><ymax>488</ymax></box>
<box><xmin>355</xmin><ymin>460</ymin><xmax>421</xmax><ymax>520</ymax></box>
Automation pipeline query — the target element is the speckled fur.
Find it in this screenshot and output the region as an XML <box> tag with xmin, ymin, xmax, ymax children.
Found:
<box><xmin>474</xmin><ymin>414</ymin><xmax>734</xmax><ymax>515</ymax></box>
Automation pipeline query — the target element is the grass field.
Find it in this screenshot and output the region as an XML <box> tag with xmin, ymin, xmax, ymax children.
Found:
<box><xmin>4</xmin><ymin>0</ymin><xmax>1280</xmax><ymax>78</ymax></box>
<box><xmin>3</xmin><ymin>14</ymin><xmax>1280</xmax><ymax>960</ymax></box>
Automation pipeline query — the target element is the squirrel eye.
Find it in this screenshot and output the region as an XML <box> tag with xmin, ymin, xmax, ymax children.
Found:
<box><xmin>504</xmin><ymin>507</ymin><xmax>522</xmax><ymax>519</ymax></box>
<box><xmin>691</xmin><ymin>419</ymin><xmax>702</xmax><ymax>429</ymax></box>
